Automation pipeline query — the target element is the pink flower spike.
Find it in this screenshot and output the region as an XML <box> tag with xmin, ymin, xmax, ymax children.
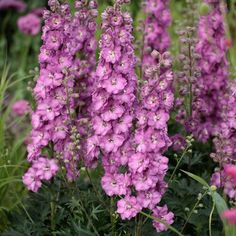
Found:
<box><xmin>222</xmin><ymin>209</ymin><xmax>236</xmax><ymax>225</ymax></box>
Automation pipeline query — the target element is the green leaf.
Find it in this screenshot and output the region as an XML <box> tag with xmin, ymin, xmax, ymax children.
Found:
<box><xmin>211</xmin><ymin>191</ymin><xmax>228</xmax><ymax>218</ymax></box>
<box><xmin>181</xmin><ymin>170</ymin><xmax>210</xmax><ymax>188</ymax></box>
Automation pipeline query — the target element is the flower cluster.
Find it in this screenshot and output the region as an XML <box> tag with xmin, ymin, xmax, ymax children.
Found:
<box><xmin>136</xmin><ymin>1</ymin><xmax>174</xmax><ymax>230</ymax></box>
<box><xmin>12</xmin><ymin>100</ymin><xmax>31</xmax><ymax>116</ymax></box>
<box><xmin>115</xmin><ymin>55</ymin><xmax>175</xmax><ymax>230</ymax></box>
<box><xmin>174</xmin><ymin>26</ymin><xmax>200</xmax><ymax>128</ymax></box>
<box><xmin>143</xmin><ymin>0</ymin><xmax>171</xmax><ymax>60</ymax></box>
<box><xmin>23</xmin><ymin>0</ymin><xmax>175</xmax><ymax>231</ymax></box>
<box><xmin>18</xmin><ymin>13</ymin><xmax>41</xmax><ymax>36</ymax></box>
<box><xmin>24</xmin><ymin>0</ymin><xmax>97</xmax><ymax>190</ymax></box>
<box><xmin>88</xmin><ymin>0</ymin><xmax>137</xmax><ymax>169</ymax></box>
<box><xmin>210</xmin><ymin>81</ymin><xmax>236</xmax><ymax>199</ymax></box>
<box><xmin>70</xmin><ymin>0</ymin><xmax>98</xmax><ymax>169</ymax></box>
<box><xmin>124</xmin><ymin>52</ymin><xmax>174</xmax><ymax>231</ymax></box>
<box><xmin>0</xmin><ymin>0</ymin><xmax>26</xmax><ymax>12</ymax></box>
<box><xmin>170</xmin><ymin>134</ymin><xmax>187</xmax><ymax>152</ymax></box>
<box><xmin>23</xmin><ymin>157</ymin><xmax>59</xmax><ymax>192</ymax></box>
<box><xmin>152</xmin><ymin>205</ymin><xmax>174</xmax><ymax>232</ymax></box>
<box><xmin>186</xmin><ymin>0</ymin><xmax>228</xmax><ymax>142</ymax></box>
<box><xmin>89</xmin><ymin>0</ymin><xmax>174</xmax><ymax>231</ymax></box>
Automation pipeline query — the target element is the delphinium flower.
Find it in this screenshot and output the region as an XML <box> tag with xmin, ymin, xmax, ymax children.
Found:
<box><xmin>23</xmin><ymin>157</ymin><xmax>59</xmax><ymax>192</ymax></box>
<box><xmin>134</xmin><ymin>2</ymin><xmax>174</xmax><ymax>229</ymax></box>
<box><xmin>122</xmin><ymin>52</ymin><xmax>174</xmax><ymax>232</ymax></box>
<box><xmin>90</xmin><ymin>0</ymin><xmax>174</xmax><ymax>230</ymax></box>
<box><xmin>185</xmin><ymin>0</ymin><xmax>229</xmax><ymax>142</ymax></box>
<box><xmin>25</xmin><ymin>0</ymin><xmax>74</xmax><ymax>188</ymax></box>
<box><xmin>0</xmin><ymin>0</ymin><xmax>26</xmax><ymax>12</ymax></box>
<box><xmin>144</xmin><ymin>0</ymin><xmax>171</xmax><ymax>54</ymax></box>
<box><xmin>17</xmin><ymin>13</ymin><xmax>41</xmax><ymax>36</ymax></box>
<box><xmin>142</xmin><ymin>0</ymin><xmax>171</xmax><ymax>68</ymax></box>
<box><xmin>12</xmin><ymin>100</ymin><xmax>31</xmax><ymax>116</ymax></box>
<box><xmin>170</xmin><ymin>134</ymin><xmax>187</xmax><ymax>152</ymax></box>
<box><xmin>173</xmin><ymin>0</ymin><xmax>200</xmax><ymax>145</ymax></box>
<box><xmin>152</xmin><ymin>205</ymin><xmax>174</xmax><ymax>232</ymax></box>
<box><xmin>88</xmin><ymin>0</ymin><xmax>137</xmax><ymax>173</ymax></box>
<box><xmin>69</xmin><ymin>0</ymin><xmax>98</xmax><ymax>168</ymax></box>
<box><xmin>24</xmin><ymin>0</ymin><xmax>97</xmax><ymax>190</ymax></box>
<box><xmin>210</xmin><ymin>81</ymin><xmax>236</xmax><ymax>199</ymax></box>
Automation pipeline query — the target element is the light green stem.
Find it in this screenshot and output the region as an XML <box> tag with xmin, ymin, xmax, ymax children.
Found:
<box><xmin>181</xmin><ymin>190</ymin><xmax>208</xmax><ymax>233</ymax></box>
<box><xmin>209</xmin><ymin>202</ymin><xmax>215</xmax><ymax>236</ymax></box>
<box><xmin>168</xmin><ymin>145</ymin><xmax>191</xmax><ymax>183</ymax></box>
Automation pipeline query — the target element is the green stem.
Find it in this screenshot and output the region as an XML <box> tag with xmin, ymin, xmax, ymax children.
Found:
<box><xmin>50</xmin><ymin>200</ymin><xmax>56</xmax><ymax>233</ymax></box>
<box><xmin>78</xmin><ymin>198</ymin><xmax>100</xmax><ymax>236</ymax></box>
<box><xmin>188</xmin><ymin>37</ymin><xmax>193</xmax><ymax>118</ymax></box>
<box><xmin>135</xmin><ymin>214</ymin><xmax>143</xmax><ymax>236</ymax></box>
<box><xmin>181</xmin><ymin>190</ymin><xmax>208</xmax><ymax>233</ymax></box>
<box><xmin>19</xmin><ymin>37</ymin><xmax>32</xmax><ymax>76</ymax></box>
<box><xmin>85</xmin><ymin>168</ymin><xmax>109</xmax><ymax>212</ymax></box>
<box><xmin>110</xmin><ymin>197</ymin><xmax>116</xmax><ymax>236</ymax></box>
<box><xmin>209</xmin><ymin>201</ymin><xmax>215</xmax><ymax>236</ymax></box>
<box><xmin>168</xmin><ymin>144</ymin><xmax>190</xmax><ymax>183</ymax></box>
<box><xmin>20</xmin><ymin>201</ymin><xmax>34</xmax><ymax>224</ymax></box>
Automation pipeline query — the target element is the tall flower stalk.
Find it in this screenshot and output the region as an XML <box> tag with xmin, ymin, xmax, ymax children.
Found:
<box><xmin>210</xmin><ymin>81</ymin><xmax>236</xmax><ymax>199</ymax></box>
<box><xmin>89</xmin><ymin>0</ymin><xmax>137</xmax><ymax>197</ymax></box>
<box><xmin>23</xmin><ymin>0</ymin><xmax>97</xmax><ymax>191</ymax></box>
<box><xmin>186</xmin><ymin>0</ymin><xmax>229</xmax><ymax>142</ymax></box>
<box><xmin>142</xmin><ymin>0</ymin><xmax>171</xmax><ymax>68</ymax></box>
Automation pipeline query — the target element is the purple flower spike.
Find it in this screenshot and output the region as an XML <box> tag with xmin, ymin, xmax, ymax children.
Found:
<box><xmin>88</xmin><ymin>0</ymin><xmax>137</xmax><ymax>174</ymax></box>
<box><xmin>25</xmin><ymin>0</ymin><xmax>97</xmax><ymax>191</ymax></box>
<box><xmin>187</xmin><ymin>0</ymin><xmax>228</xmax><ymax>142</ymax></box>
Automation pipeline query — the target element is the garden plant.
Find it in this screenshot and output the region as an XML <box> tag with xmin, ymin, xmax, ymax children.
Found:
<box><xmin>1</xmin><ymin>0</ymin><xmax>236</xmax><ymax>235</ymax></box>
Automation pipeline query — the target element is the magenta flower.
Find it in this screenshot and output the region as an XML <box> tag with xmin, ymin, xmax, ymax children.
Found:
<box><xmin>101</xmin><ymin>47</ymin><xmax>122</xmax><ymax>64</ymax></box>
<box><xmin>17</xmin><ymin>13</ymin><xmax>41</xmax><ymax>36</ymax></box>
<box><xmin>186</xmin><ymin>0</ymin><xmax>229</xmax><ymax>142</ymax></box>
<box><xmin>224</xmin><ymin>165</ymin><xmax>236</xmax><ymax>184</ymax></box>
<box><xmin>222</xmin><ymin>209</ymin><xmax>236</xmax><ymax>225</ymax></box>
<box><xmin>102</xmin><ymin>73</ymin><xmax>127</xmax><ymax>94</ymax></box>
<box><xmin>101</xmin><ymin>104</ymin><xmax>125</xmax><ymax>121</ymax></box>
<box><xmin>148</xmin><ymin>110</ymin><xmax>169</xmax><ymax>129</ymax></box>
<box><xmin>117</xmin><ymin>196</ymin><xmax>141</xmax><ymax>220</ymax></box>
<box><xmin>22</xmin><ymin>168</ymin><xmax>42</xmax><ymax>192</ymax></box>
<box><xmin>23</xmin><ymin>157</ymin><xmax>59</xmax><ymax>192</ymax></box>
<box><xmin>170</xmin><ymin>134</ymin><xmax>187</xmax><ymax>152</ymax></box>
<box><xmin>137</xmin><ymin>189</ymin><xmax>161</xmax><ymax>209</ymax></box>
<box><xmin>33</xmin><ymin>157</ymin><xmax>59</xmax><ymax>180</ymax></box>
<box><xmin>152</xmin><ymin>205</ymin><xmax>174</xmax><ymax>232</ymax></box>
<box><xmin>101</xmin><ymin>173</ymin><xmax>130</xmax><ymax>196</ymax></box>
<box><xmin>12</xmin><ymin>100</ymin><xmax>30</xmax><ymax>116</ymax></box>
<box><xmin>143</xmin><ymin>0</ymin><xmax>171</xmax><ymax>66</ymax></box>
<box><xmin>128</xmin><ymin>153</ymin><xmax>149</xmax><ymax>173</ymax></box>
<box><xmin>100</xmin><ymin>134</ymin><xmax>125</xmax><ymax>153</ymax></box>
